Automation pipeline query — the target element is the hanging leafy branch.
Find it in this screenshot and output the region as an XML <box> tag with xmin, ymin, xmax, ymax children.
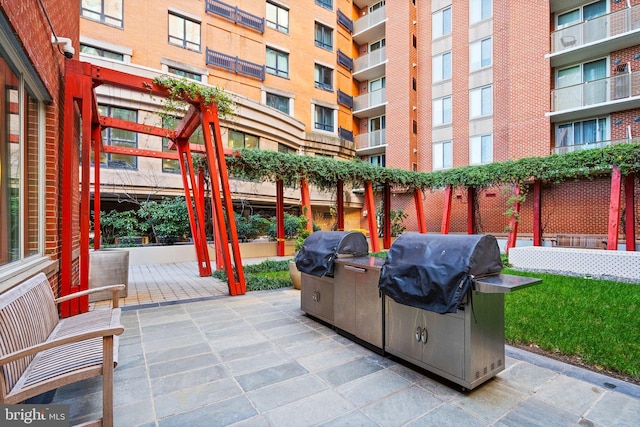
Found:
<box><xmin>225</xmin><ymin>143</ymin><xmax>640</xmax><ymax>193</ymax></box>
<box><xmin>152</xmin><ymin>75</ymin><xmax>235</xmax><ymax>119</ymax></box>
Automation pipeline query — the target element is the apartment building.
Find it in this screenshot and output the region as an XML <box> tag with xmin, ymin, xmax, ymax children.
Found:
<box><xmin>79</xmin><ymin>0</ymin><xmax>639</xmax><ymax>239</ymax></box>
<box><xmin>79</xmin><ymin>0</ymin><xmax>364</xmax><ymax>229</ymax></box>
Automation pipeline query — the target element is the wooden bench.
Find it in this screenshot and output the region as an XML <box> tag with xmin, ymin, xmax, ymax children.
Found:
<box><xmin>0</xmin><ymin>273</ymin><xmax>124</xmax><ymax>427</ymax></box>
<box><xmin>553</xmin><ymin>234</ymin><xmax>607</xmax><ymax>250</ymax></box>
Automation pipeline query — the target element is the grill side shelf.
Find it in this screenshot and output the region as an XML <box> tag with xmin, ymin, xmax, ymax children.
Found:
<box><xmin>473</xmin><ymin>274</ymin><xmax>542</xmax><ymax>293</ymax></box>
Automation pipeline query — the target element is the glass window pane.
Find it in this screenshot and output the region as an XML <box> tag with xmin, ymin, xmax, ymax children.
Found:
<box><xmin>557</xmin><ymin>9</ymin><xmax>580</xmax><ymax>27</ymax></box>
<box><xmin>443</xmin><ymin>141</ymin><xmax>453</xmax><ymax>168</ymax></box>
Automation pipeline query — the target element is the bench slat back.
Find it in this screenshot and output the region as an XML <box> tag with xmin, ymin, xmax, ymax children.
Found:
<box><xmin>0</xmin><ymin>273</ymin><xmax>59</xmax><ymax>398</ymax></box>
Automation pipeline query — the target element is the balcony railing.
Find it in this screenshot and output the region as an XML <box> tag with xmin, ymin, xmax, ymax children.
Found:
<box><xmin>353</xmin><ymin>88</ymin><xmax>386</xmax><ymax>112</ymax></box>
<box><xmin>551</xmin><ymin>71</ymin><xmax>640</xmax><ymax>111</ymax></box>
<box><xmin>353</xmin><ymin>6</ymin><xmax>386</xmax><ymax>35</ymax></box>
<box><xmin>353</xmin><ymin>47</ymin><xmax>385</xmax><ymax>75</ymax></box>
<box><xmin>552</xmin><ymin>137</ymin><xmax>639</xmax><ymax>155</ymax></box>
<box><xmin>206</xmin><ymin>0</ymin><xmax>265</xmax><ymax>33</ymax></box>
<box><xmin>337</xmin><ymin>9</ymin><xmax>353</xmax><ymax>33</ymax></box>
<box><xmin>338</xmin><ymin>127</ymin><xmax>354</xmax><ymax>142</ymax></box>
<box><xmin>337</xmin><ymin>49</ymin><xmax>353</xmax><ymax>71</ymax></box>
<box><xmin>355</xmin><ymin>129</ymin><xmax>386</xmax><ymax>150</ymax></box>
<box><xmin>551</xmin><ymin>4</ymin><xmax>640</xmax><ymax>53</ymax></box>
<box><xmin>337</xmin><ymin>89</ymin><xmax>353</xmax><ymax>109</ymax></box>
<box><xmin>206</xmin><ymin>48</ymin><xmax>265</xmax><ymax>80</ymax></box>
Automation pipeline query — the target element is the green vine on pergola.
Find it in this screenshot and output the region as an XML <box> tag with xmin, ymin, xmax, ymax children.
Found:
<box><xmin>225</xmin><ymin>142</ymin><xmax>640</xmax><ymax>194</ymax></box>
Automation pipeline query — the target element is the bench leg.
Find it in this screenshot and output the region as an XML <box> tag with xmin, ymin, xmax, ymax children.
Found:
<box><xmin>103</xmin><ymin>336</ymin><xmax>114</xmax><ymax>427</ymax></box>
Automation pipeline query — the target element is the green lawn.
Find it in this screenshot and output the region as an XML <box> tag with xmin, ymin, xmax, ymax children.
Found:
<box><xmin>503</xmin><ymin>269</ymin><xmax>640</xmax><ymax>382</ymax></box>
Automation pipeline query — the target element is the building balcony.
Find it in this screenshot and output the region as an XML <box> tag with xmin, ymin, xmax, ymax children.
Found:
<box><xmin>547</xmin><ymin>4</ymin><xmax>640</xmax><ymax>68</ymax></box>
<box><xmin>353</xmin><ymin>88</ymin><xmax>387</xmax><ymax>118</ymax></box>
<box><xmin>552</xmin><ymin>136</ymin><xmax>639</xmax><ymax>155</ymax></box>
<box><xmin>205</xmin><ymin>48</ymin><xmax>265</xmax><ymax>80</ymax></box>
<box><xmin>353</xmin><ymin>47</ymin><xmax>386</xmax><ymax>82</ymax></box>
<box><xmin>353</xmin><ymin>6</ymin><xmax>386</xmax><ymax>45</ymax></box>
<box><xmin>355</xmin><ymin>129</ymin><xmax>386</xmax><ymax>155</ymax></box>
<box><xmin>205</xmin><ymin>0</ymin><xmax>264</xmax><ymax>33</ymax></box>
<box><xmin>548</xmin><ymin>71</ymin><xmax>640</xmax><ymax>122</ymax></box>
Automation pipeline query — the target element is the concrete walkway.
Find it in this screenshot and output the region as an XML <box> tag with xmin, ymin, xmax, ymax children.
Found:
<box><xmin>62</xmin><ymin>262</ymin><xmax>639</xmax><ymax>426</ymax></box>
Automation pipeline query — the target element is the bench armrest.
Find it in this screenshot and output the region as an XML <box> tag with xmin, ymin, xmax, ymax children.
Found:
<box><xmin>54</xmin><ymin>284</ymin><xmax>125</xmax><ymax>308</ymax></box>
<box><xmin>0</xmin><ymin>323</ymin><xmax>124</xmax><ymax>366</ymax></box>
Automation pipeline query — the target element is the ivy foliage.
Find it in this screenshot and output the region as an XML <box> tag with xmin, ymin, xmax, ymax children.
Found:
<box><xmin>152</xmin><ymin>75</ymin><xmax>235</xmax><ymax>119</ymax></box>
<box><xmin>225</xmin><ymin>143</ymin><xmax>640</xmax><ymax>192</ymax></box>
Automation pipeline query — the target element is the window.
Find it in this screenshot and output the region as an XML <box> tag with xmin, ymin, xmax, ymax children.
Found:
<box><xmin>433</xmin><ymin>51</ymin><xmax>452</xmax><ymax>82</ymax></box>
<box><xmin>266</xmin><ymin>47</ymin><xmax>289</xmax><ymax>78</ymax></box>
<box><xmin>168</xmin><ymin>13</ymin><xmax>201</xmax><ymax>51</ymax></box>
<box><xmin>314</xmin><ymin>105</ymin><xmax>335</xmax><ymax>132</ymax></box>
<box><xmin>278</xmin><ymin>143</ymin><xmax>297</xmax><ymax>153</ymax></box>
<box><xmin>556</xmin><ymin>118</ymin><xmax>608</xmax><ymax>148</ymax></box>
<box><xmin>266</xmin><ymin>2</ymin><xmax>289</xmax><ymax>33</ymax></box>
<box><xmin>470</xmin><ymin>85</ymin><xmax>492</xmax><ymax>117</ymax></box>
<box><xmin>315</xmin><ymin>23</ymin><xmax>333</xmax><ymax>50</ymax></box>
<box><xmin>433</xmin><ymin>7</ymin><xmax>452</xmax><ymax>39</ymax></box>
<box><xmin>314</xmin><ymin>64</ymin><xmax>333</xmax><ymax>91</ymax></box>
<box><xmin>168</xmin><ymin>66</ymin><xmax>202</xmax><ymax>82</ymax></box>
<box><xmin>555</xmin><ymin>59</ymin><xmax>607</xmax><ymax>108</ymax></box>
<box><xmin>433</xmin><ymin>141</ymin><xmax>453</xmax><ymax>169</ymax></box>
<box><xmin>228</xmin><ymin>130</ymin><xmax>259</xmax><ymax>149</ymax></box>
<box><xmin>81</xmin><ymin>0</ymin><xmax>123</xmax><ymax>27</ymax></box>
<box><xmin>556</xmin><ymin>0</ymin><xmax>606</xmax><ymax>28</ymax></box>
<box><xmin>370</xmin><ymin>38</ymin><xmax>386</xmax><ymax>52</ymax></box>
<box><xmin>316</xmin><ymin>0</ymin><xmax>333</xmax><ymax>10</ymax></box>
<box><xmin>369</xmin><ymin>155</ymin><xmax>386</xmax><ymax>167</ymax></box>
<box><xmin>433</xmin><ymin>96</ymin><xmax>452</xmax><ymax>126</ymax></box>
<box><xmin>370</xmin><ymin>1</ymin><xmax>385</xmax><ymax>12</ymax></box>
<box><xmin>97</xmin><ymin>105</ymin><xmax>137</xmax><ymax>169</ymax></box>
<box><xmin>470</xmin><ymin>37</ymin><xmax>492</xmax><ymax>70</ymax></box>
<box><xmin>470</xmin><ymin>134</ymin><xmax>493</xmax><ymax>164</ymax></box>
<box><xmin>470</xmin><ymin>0</ymin><xmax>492</xmax><ymax>23</ymax></box>
<box><xmin>0</xmin><ymin>53</ymin><xmax>42</xmax><ymax>267</ymax></box>
<box><xmin>557</xmin><ymin>58</ymin><xmax>607</xmax><ymax>88</ymax></box>
<box><xmin>80</xmin><ymin>44</ymin><xmax>124</xmax><ymax>61</ymax></box>
<box><xmin>266</xmin><ymin>93</ymin><xmax>290</xmax><ymax>114</ymax></box>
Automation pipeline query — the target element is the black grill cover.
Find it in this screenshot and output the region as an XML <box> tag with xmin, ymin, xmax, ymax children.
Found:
<box><xmin>378</xmin><ymin>233</ymin><xmax>502</xmax><ymax>314</ymax></box>
<box><xmin>295</xmin><ymin>231</ymin><xmax>369</xmax><ymax>277</ymax></box>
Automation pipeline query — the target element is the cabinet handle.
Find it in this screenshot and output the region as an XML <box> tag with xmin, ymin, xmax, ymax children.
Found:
<box><xmin>344</xmin><ymin>265</ymin><xmax>367</xmax><ymax>273</ymax></box>
<box><xmin>421</xmin><ymin>327</ymin><xmax>428</xmax><ymax>345</ymax></box>
<box><xmin>313</xmin><ymin>291</ymin><xmax>320</xmax><ymax>302</ymax></box>
<box><xmin>415</xmin><ymin>326</ymin><xmax>422</xmax><ymax>342</ymax></box>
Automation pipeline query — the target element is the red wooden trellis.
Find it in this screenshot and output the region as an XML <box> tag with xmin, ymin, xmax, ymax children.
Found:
<box><xmin>60</xmin><ymin>60</ymin><xmax>246</xmax><ymax>316</ymax></box>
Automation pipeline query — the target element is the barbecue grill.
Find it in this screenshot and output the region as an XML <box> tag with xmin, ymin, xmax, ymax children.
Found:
<box><xmin>298</xmin><ymin>232</ymin><xmax>541</xmax><ymax>390</ymax></box>
<box><xmin>380</xmin><ymin>233</ymin><xmax>541</xmax><ymax>389</ymax></box>
<box><xmin>296</xmin><ymin>231</ymin><xmax>369</xmax><ymax>325</ymax></box>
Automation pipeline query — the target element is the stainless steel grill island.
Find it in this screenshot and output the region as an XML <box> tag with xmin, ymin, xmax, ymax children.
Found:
<box><xmin>297</xmin><ymin>232</ymin><xmax>542</xmax><ymax>390</ymax></box>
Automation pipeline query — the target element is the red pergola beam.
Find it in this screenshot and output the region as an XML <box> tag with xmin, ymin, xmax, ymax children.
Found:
<box><xmin>413</xmin><ymin>188</ymin><xmax>426</xmax><ymax>234</ymax></box>
<box><xmin>625</xmin><ymin>173</ymin><xmax>636</xmax><ymax>251</ymax></box>
<box><xmin>100</xmin><ymin>116</ymin><xmax>176</xmax><ymax>140</ymax></box>
<box><xmin>90</xmin><ymin>66</ymin><xmax>178</xmax><ymax>101</ymax></box>
<box><xmin>533</xmin><ymin>180</ymin><xmax>542</xmax><ymax>246</ymax></box>
<box><xmin>102</xmin><ymin>145</ymin><xmax>179</xmax><ymax>160</ymax></box>
<box><xmin>506</xmin><ymin>185</ymin><xmax>521</xmax><ymax>254</ymax></box>
<box><xmin>175</xmin><ymin>105</ymin><xmax>201</xmax><ymax>141</ymax></box>
<box><xmin>300</xmin><ymin>178</ymin><xmax>314</xmax><ymax>233</ymax></box>
<box><xmin>383</xmin><ymin>183</ymin><xmax>391</xmax><ymax>249</ymax></box>
<box><xmin>607</xmin><ymin>166</ymin><xmax>622</xmax><ymax>250</ymax></box>
<box><xmin>276</xmin><ymin>180</ymin><xmax>285</xmax><ymax>256</ymax></box>
<box><xmin>365</xmin><ymin>181</ymin><xmax>380</xmax><ymax>253</ymax></box>
<box><xmin>467</xmin><ymin>186</ymin><xmax>475</xmax><ymax>234</ymax></box>
<box><xmin>336</xmin><ymin>180</ymin><xmax>344</xmax><ymax>231</ymax></box>
<box><xmin>441</xmin><ymin>185</ymin><xmax>452</xmax><ymax>234</ymax></box>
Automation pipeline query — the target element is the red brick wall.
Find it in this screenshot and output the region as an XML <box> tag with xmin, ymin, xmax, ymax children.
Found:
<box><xmin>1</xmin><ymin>0</ymin><xmax>80</xmax><ymax>294</ymax></box>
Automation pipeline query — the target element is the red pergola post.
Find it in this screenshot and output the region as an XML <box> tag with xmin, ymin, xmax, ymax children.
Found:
<box><xmin>201</xmin><ymin>105</ymin><xmax>245</xmax><ymax>294</ymax></box>
<box><xmin>276</xmin><ymin>180</ymin><xmax>285</xmax><ymax>256</ymax></box>
<box><xmin>92</xmin><ymin>124</ymin><xmax>102</xmax><ymax>250</ymax></box>
<box><xmin>506</xmin><ymin>185</ymin><xmax>521</xmax><ymax>254</ymax></box>
<box><xmin>625</xmin><ymin>173</ymin><xmax>636</xmax><ymax>251</ymax></box>
<box><xmin>533</xmin><ymin>180</ymin><xmax>542</xmax><ymax>246</ymax></box>
<box><xmin>414</xmin><ymin>188</ymin><xmax>426</xmax><ymax>234</ymax></box>
<box><xmin>383</xmin><ymin>183</ymin><xmax>391</xmax><ymax>249</ymax></box>
<box><xmin>441</xmin><ymin>185</ymin><xmax>452</xmax><ymax>234</ymax></box>
<box><xmin>467</xmin><ymin>186</ymin><xmax>475</xmax><ymax>234</ymax></box>
<box><xmin>607</xmin><ymin>166</ymin><xmax>622</xmax><ymax>251</ymax></box>
<box><xmin>365</xmin><ymin>181</ymin><xmax>380</xmax><ymax>253</ymax></box>
<box><xmin>177</xmin><ymin>140</ymin><xmax>212</xmax><ymax>276</ymax></box>
<box><xmin>300</xmin><ymin>178</ymin><xmax>314</xmax><ymax>233</ymax></box>
<box><xmin>336</xmin><ymin>180</ymin><xmax>345</xmax><ymax>231</ymax></box>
